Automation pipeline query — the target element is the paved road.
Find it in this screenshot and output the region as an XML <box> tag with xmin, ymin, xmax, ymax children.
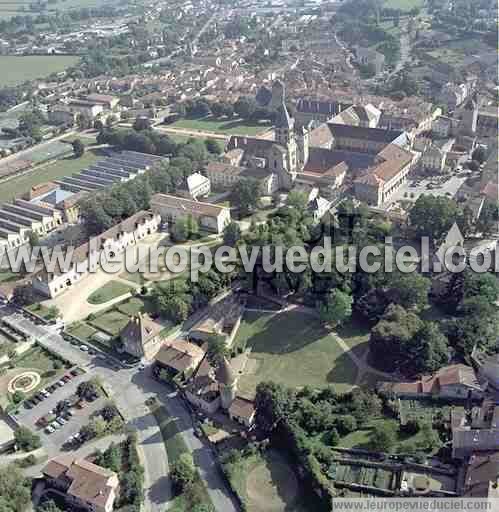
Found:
<box><xmin>2</xmin><ymin>306</ymin><xmax>238</xmax><ymax>512</ymax></box>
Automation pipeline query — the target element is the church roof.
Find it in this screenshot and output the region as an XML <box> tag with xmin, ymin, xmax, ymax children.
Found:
<box><xmin>120</xmin><ymin>313</ymin><xmax>162</xmax><ymax>347</ymax></box>
<box><xmin>216</xmin><ymin>357</ymin><xmax>236</xmax><ymax>386</ymax></box>
<box><xmin>275</xmin><ymin>102</ymin><xmax>293</xmax><ymax>130</ymax></box>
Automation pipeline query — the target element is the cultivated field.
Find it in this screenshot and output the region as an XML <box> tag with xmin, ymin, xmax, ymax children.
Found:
<box><xmin>0</xmin><ymin>0</ymin><xmax>113</xmax><ymax>19</ymax></box>
<box><xmin>170</xmin><ymin>116</ymin><xmax>271</xmax><ymax>136</ymax></box>
<box><xmin>234</xmin><ymin>310</ymin><xmax>359</xmax><ymax>398</ymax></box>
<box><xmin>0</xmin><ymin>56</ymin><xmax>80</xmax><ymax>87</ymax></box>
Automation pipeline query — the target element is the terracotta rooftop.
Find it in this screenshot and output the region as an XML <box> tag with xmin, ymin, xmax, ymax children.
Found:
<box><xmin>155</xmin><ymin>339</ymin><xmax>205</xmax><ymax>372</ymax></box>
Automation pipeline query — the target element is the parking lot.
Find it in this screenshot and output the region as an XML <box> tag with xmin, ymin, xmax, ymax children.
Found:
<box><xmin>13</xmin><ymin>368</ymin><xmax>106</xmax><ymax>450</ymax></box>
<box><xmin>387</xmin><ymin>171</ymin><xmax>472</xmax><ymax>205</ymax></box>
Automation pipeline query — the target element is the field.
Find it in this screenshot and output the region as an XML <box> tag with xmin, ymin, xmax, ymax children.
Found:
<box><xmin>0</xmin><ymin>149</ymin><xmax>102</xmax><ymax>202</ymax></box>
<box><xmin>87</xmin><ymin>309</ymin><xmax>130</xmax><ymax>337</ymax></box>
<box><xmin>0</xmin><ymin>0</ymin><xmax>113</xmax><ymax>20</ymax></box>
<box><xmin>234</xmin><ymin>311</ymin><xmax>359</xmax><ymax>398</ymax></box>
<box><xmin>0</xmin><ymin>56</ymin><xmax>80</xmax><ymax>87</ymax></box>
<box><xmin>86</xmin><ymin>280</ymin><xmax>135</xmax><ymax>305</ymax></box>
<box><xmin>170</xmin><ymin>116</ymin><xmax>271</xmax><ymax>136</ymax></box>
<box><xmin>383</xmin><ymin>0</ymin><xmax>424</xmax><ymax>10</ymax></box>
<box><xmin>223</xmin><ymin>449</ymin><xmax>316</xmax><ymax>512</ymax></box>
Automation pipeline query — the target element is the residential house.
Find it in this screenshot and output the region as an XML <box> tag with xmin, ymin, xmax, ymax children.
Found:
<box><xmin>151</xmin><ymin>193</ymin><xmax>231</xmax><ymax>234</ymax></box>
<box><xmin>120</xmin><ymin>313</ymin><xmax>163</xmax><ymax>360</ymax></box>
<box><xmin>378</xmin><ymin>364</ymin><xmax>483</xmax><ymax>400</ymax></box>
<box><xmin>179</xmin><ymin>172</ymin><xmax>211</xmax><ymax>200</ymax></box>
<box><xmin>463</xmin><ymin>453</ymin><xmax>499</xmax><ymax>499</ymax></box>
<box><xmin>42</xmin><ymin>455</ymin><xmax>119</xmax><ymax>512</ymax></box>
<box><xmin>153</xmin><ymin>339</ymin><xmax>205</xmax><ymax>379</ymax></box>
<box><xmin>452</xmin><ymin>401</ymin><xmax>499</xmax><ymax>459</ymax></box>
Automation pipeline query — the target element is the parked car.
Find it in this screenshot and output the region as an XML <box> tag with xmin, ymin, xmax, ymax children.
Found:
<box><xmin>50</xmin><ymin>421</ymin><xmax>61</xmax><ymax>430</ymax></box>
<box><xmin>62</xmin><ymin>376</ymin><xmax>71</xmax><ymax>382</ymax></box>
<box><xmin>45</xmin><ymin>426</ymin><xmax>55</xmax><ymax>434</ymax></box>
<box><xmin>88</xmin><ymin>349</ymin><xmax>96</xmax><ymax>356</ymax></box>
<box><xmin>79</xmin><ymin>345</ymin><xmax>89</xmax><ymax>352</ymax></box>
<box><xmin>56</xmin><ymin>418</ymin><xmax>66</xmax><ymax>426</ymax></box>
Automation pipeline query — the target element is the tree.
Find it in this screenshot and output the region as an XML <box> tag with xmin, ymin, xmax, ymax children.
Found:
<box><xmin>133</xmin><ymin>117</ymin><xmax>151</xmax><ymax>131</ymax></box>
<box><xmin>172</xmin><ymin>217</ymin><xmax>189</xmax><ymax>242</ymax></box>
<box><xmin>388</xmin><ymin>273</ymin><xmax>431</xmax><ymax>311</ymax></box>
<box><xmin>409</xmin><ymin>322</ymin><xmax>449</xmax><ymax>373</ymax></box>
<box><xmin>467</xmin><ymin>160</ymin><xmax>480</xmax><ymax>172</ymax></box>
<box><xmin>14</xmin><ymin>426</ymin><xmax>41</xmax><ymax>452</ymax></box>
<box><xmin>319</xmin><ymin>289</ymin><xmax>352</xmax><ymax>327</ymax></box>
<box><xmin>234</xmin><ymin>96</ymin><xmax>256</xmax><ymax>119</ymax></box>
<box><xmin>11</xmin><ymin>390</ymin><xmax>25</xmax><ymax>404</ymax></box>
<box><xmin>231</xmin><ymin>178</ymin><xmax>260</xmax><ymax>216</ymax></box>
<box><xmin>0</xmin><ymin>465</ymin><xmax>31</xmax><ymax>512</ymax></box>
<box><xmin>409</xmin><ymin>195</ymin><xmax>462</xmax><ymax>240</ymax></box>
<box><xmin>477</xmin><ymin>200</ymin><xmax>499</xmax><ymax>235</ymax></box>
<box><xmin>255</xmin><ymin>381</ymin><xmax>296</xmax><ymax>432</ymax></box>
<box><xmin>72</xmin><ymin>138</ymin><xmax>85</xmax><ymax>158</ymax></box>
<box><xmin>37</xmin><ymin>499</ymin><xmax>63</xmax><ymax>512</ymax></box>
<box><xmin>206</xmin><ymin>334</ymin><xmax>228</xmax><ymax>368</ymax></box>
<box><xmin>370</xmin><ymin>422</ymin><xmax>397</xmax><ymax>452</ymax></box>
<box><xmin>205</xmin><ymin>138</ymin><xmax>222</xmax><ymax>155</ymax></box>
<box><xmin>286</xmin><ymin>190</ymin><xmax>308</xmax><ymax>211</ymax></box>
<box><xmin>28</xmin><ymin>230</ymin><xmax>39</xmax><ymax>248</ymax></box>
<box><xmin>463</xmin><ymin>270</ymin><xmax>499</xmax><ymax>303</ymax></box>
<box><xmin>223</xmin><ymin>222</ymin><xmax>241</xmax><ymax>247</ymax></box>
<box><xmin>77</xmin><ymin>380</ymin><xmax>100</xmax><ymax>400</ymax></box>
<box><xmin>101</xmin><ymin>402</ymin><xmax>120</xmax><ymax>422</ymax></box>
<box><xmin>171</xmin><ymin>453</ymin><xmax>196</xmax><ymax>492</ymax></box>
<box><xmin>46</xmin><ymin>305</ymin><xmax>60</xmax><ymax>321</ymax></box>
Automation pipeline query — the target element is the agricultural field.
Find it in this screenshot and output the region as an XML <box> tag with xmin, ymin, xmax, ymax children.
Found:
<box><xmin>234</xmin><ymin>310</ymin><xmax>359</xmax><ymax>398</ymax></box>
<box><xmin>0</xmin><ymin>0</ymin><xmax>114</xmax><ymax>20</ymax></box>
<box><xmin>0</xmin><ymin>149</ymin><xmax>102</xmax><ymax>202</ymax></box>
<box><xmin>170</xmin><ymin>116</ymin><xmax>271</xmax><ymax>136</ymax></box>
<box><xmin>0</xmin><ymin>56</ymin><xmax>80</xmax><ymax>87</ymax></box>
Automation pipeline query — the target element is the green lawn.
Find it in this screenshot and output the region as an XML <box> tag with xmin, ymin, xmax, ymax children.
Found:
<box><xmin>10</xmin><ymin>345</ymin><xmax>69</xmax><ymax>393</ymax></box>
<box><xmin>25</xmin><ymin>303</ymin><xmax>57</xmax><ymax>321</ymax></box>
<box><xmin>0</xmin><ymin>150</ymin><xmax>102</xmax><ymax>203</ymax></box>
<box><xmin>235</xmin><ymin>311</ymin><xmax>359</xmax><ymax>398</ymax></box>
<box><xmin>170</xmin><ymin>116</ymin><xmax>271</xmax><ymax>136</ymax></box>
<box><xmin>87</xmin><ymin>280</ymin><xmax>135</xmax><ymax>305</ymax></box>
<box><xmin>114</xmin><ymin>296</ymin><xmax>154</xmax><ymax>316</ymax></box>
<box><xmin>383</xmin><ymin>0</ymin><xmax>424</xmax><ymax>10</ymax></box>
<box><xmin>66</xmin><ymin>322</ymin><xmax>99</xmax><ymax>342</ymax></box>
<box><xmin>0</xmin><ymin>270</ymin><xmax>19</xmax><ymax>283</ymax></box>
<box><xmin>339</xmin><ymin>417</ymin><xmax>434</xmax><ymax>453</ymax></box>
<box><xmin>87</xmin><ymin>309</ymin><xmax>130</xmax><ymax>336</ymax></box>
<box><xmin>0</xmin><ymin>56</ymin><xmax>80</xmax><ymax>87</ymax></box>
<box><xmin>0</xmin><ymin>0</ymin><xmax>111</xmax><ymax>19</ymax></box>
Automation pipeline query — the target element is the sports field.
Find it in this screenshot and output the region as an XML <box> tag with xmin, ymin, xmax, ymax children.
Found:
<box><xmin>0</xmin><ymin>56</ymin><xmax>80</xmax><ymax>87</ymax></box>
<box><xmin>0</xmin><ymin>149</ymin><xmax>101</xmax><ymax>202</ymax></box>
<box><xmin>170</xmin><ymin>116</ymin><xmax>271</xmax><ymax>136</ymax></box>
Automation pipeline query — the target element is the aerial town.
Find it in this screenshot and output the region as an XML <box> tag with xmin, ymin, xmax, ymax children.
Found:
<box><xmin>0</xmin><ymin>0</ymin><xmax>497</xmax><ymax>511</ymax></box>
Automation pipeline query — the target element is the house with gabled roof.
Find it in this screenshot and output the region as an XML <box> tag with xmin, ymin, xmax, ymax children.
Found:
<box><xmin>42</xmin><ymin>455</ymin><xmax>119</xmax><ymax>512</ymax></box>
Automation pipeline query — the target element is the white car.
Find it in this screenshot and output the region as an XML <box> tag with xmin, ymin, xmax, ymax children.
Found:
<box><xmin>45</xmin><ymin>426</ymin><xmax>55</xmax><ymax>434</ymax></box>
<box><xmin>56</xmin><ymin>418</ymin><xmax>66</xmax><ymax>426</ymax></box>
<box><xmin>57</xmin><ymin>380</ymin><xmax>66</xmax><ymax>387</ymax></box>
<box><xmin>50</xmin><ymin>421</ymin><xmax>61</xmax><ymax>430</ymax></box>
<box><xmin>80</xmin><ymin>345</ymin><xmax>89</xmax><ymax>352</ymax></box>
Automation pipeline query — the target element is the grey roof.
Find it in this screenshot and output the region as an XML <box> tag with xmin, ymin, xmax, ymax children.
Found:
<box><xmin>275</xmin><ymin>102</ymin><xmax>293</xmax><ymax>130</ymax></box>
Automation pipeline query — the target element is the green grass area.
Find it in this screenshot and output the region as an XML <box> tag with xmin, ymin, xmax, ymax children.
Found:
<box><xmin>150</xmin><ymin>403</ymin><xmax>189</xmax><ymax>463</ymax></box>
<box><xmin>87</xmin><ymin>309</ymin><xmax>130</xmax><ymax>337</ymax></box>
<box><xmin>339</xmin><ymin>417</ymin><xmax>433</xmax><ymax>453</ymax></box>
<box><xmin>234</xmin><ymin>311</ymin><xmax>359</xmax><ymax>398</ymax></box>
<box><xmin>114</xmin><ymin>296</ymin><xmax>154</xmax><ymax>316</ymax></box>
<box><xmin>0</xmin><ymin>56</ymin><xmax>80</xmax><ymax>87</ymax></box>
<box><xmin>66</xmin><ymin>322</ymin><xmax>98</xmax><ymax>342</ymax></box>
<box><xmin>87</xmin><ymin>280</ymin><xmax>135</xmax><ymax>305</ymax></box>
<box><xmin>0</xmin><ymin>149</ymin><xmax>102</xmax><ymax>202</ymax></box>
<box><xmin>0</xmin><ymin>270</ymin><xmax>19</xmax><ymax>283</ymax></box>
<box><xmin>0</xmin><ymin>0</ymin><xmax>112</xmax><ymax>20</ymax></box>
<box><xmin>9</xmin><ymin>345</ymin><xmax>69</xmax><ymax>394</ymax></box>
<box><xmin>224</xmin><ymin>449</ymin><xmax>313</xmax><ymax>512</ymax></box>
<box><xmin>170</xmin><ymin>116</ymin><xmax>271</xmax><ymax>136</ymax></box>
<box><xmin>383</xmin><ymin>0</ymin><xmax>424</xmax><ymax>10</ymax></box>
<box><xmin>25</xmin><ymin>303</ymin><xmax>57</xmax><ymax>321</ymax></box>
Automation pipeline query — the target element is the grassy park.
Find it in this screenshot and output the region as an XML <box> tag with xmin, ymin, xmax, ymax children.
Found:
<box><xmin>0</xmin><ymin>56</ymin><xmax>80</xmax><ymax>87</ymax></box>
<box><xmin>234</xmin><ymin>310</ymin><xmax>359</xmax><ymax>398</ymax></box>
<box><xmin>170</xmin><ymin>116</ymin><xmax>271</xmax><ymax>136</ymax></box>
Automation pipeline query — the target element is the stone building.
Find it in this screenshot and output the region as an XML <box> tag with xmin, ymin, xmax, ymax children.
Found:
<box><xmin>120</xmin><ymin>313</ymin><xmax>163</xmax><ymax>360</ymax></box>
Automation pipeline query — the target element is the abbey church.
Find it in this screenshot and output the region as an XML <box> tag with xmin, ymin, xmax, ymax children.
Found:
<box><xmin>206</xmin><ymin>80</ymin><xmax>415</xmax><ymax>207</ymax></box>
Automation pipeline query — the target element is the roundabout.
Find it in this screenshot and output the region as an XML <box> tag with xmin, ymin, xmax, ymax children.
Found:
<box><xmin>7</xmin><ymin>371</ymin><xmax>41</xmax><ymax>394</ymax></box>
